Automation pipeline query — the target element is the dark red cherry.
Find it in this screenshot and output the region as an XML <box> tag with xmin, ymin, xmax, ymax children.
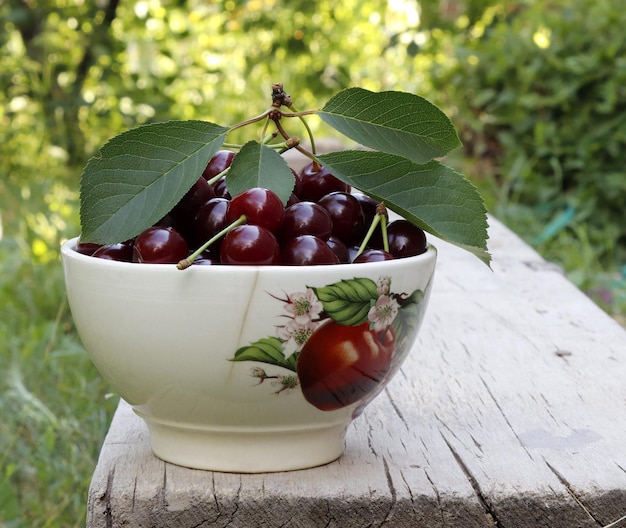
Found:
<box><xmin>220</xmin><ymin>225</ymin><xmax>280</xmax><ymax>265</ymax></box>
<box><xmin>92</xmin><ymin>241</ymin><xmax>133</xmax><ymax>262</ymax></box>
<box><xmin>193</xmin><ymin>197</ymin><xmax>230</xmax><ymax>248</ymax></box>
<box><xmin>325</xmin><ymin>235</ymin><xmax>350</xmax><ymax>264</ymax></box>
<box><xmin>352</xmin><ymin>248</ymin><xmax>395</xmax><ymax>263</ymax></box>
<box><xmin>213</xmin><ymin>177</ymin><xmax>231</xmax><ymax>199</ymax></box>
<box><xmin>132</xmin><ymin>226</ymin><xmax>188</xmax><ymax>264</ymax></box>
<box><xmin>226</xmin><ymin>187</ymin><xmax>284</xmax><ymax>233</ymax></box>
<box><xmin>286</xmin><ymin>192</ymin><xmax>300</xmax><ymax>207</ymax></box>
<box><xmin>154</xmin><ymin>213</ymin><xmax>178</xmax><ymax>229</ymax></box>
<box><xmin>297</xmin><ymin>162</ymin><xmax>350</xmax><ymax>203</ymax></box>
<box><xmin>318</xmin><ymin>191</ymin><xmax>365</xmax><ymax>244</ymax></box>
<box><xmin>386</xmin><ymin>220</ymin><xmax>428</xmax><ymax>258</ymax></box>
<box><xmin>281</xmin><ymin>235</ymin><xmax>340</xmax><ymax>266</ymax></box>
<box><xmin>278</xmin><ymin>201</ymin><xmax>333</xmax><ymax>243</ymax></box>
<box><xmin>202</xmin><ymin>150</ymin><xmax>235</xmax><ymax>181</ymax></box>
<box><xmin>352</xmin><ymin>193</ymin><xmax>383</xmax><ymax>225</ymax></box>
<box><xmin>75</xmin><ymin>239</ymin><xmax>102</xmax><ymax>256</ymax></box>
<box><xmin>171</xmin><ymin>177</ymin><xmax>215</xmax><ymax>222</ymax></box>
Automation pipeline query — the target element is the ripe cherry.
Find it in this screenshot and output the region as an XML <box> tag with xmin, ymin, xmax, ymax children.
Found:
<box><xmin>325</xmin><ymin>236</ymin><xmax>350</xmax><ymax>264</ymax></box>
<box><xmin>352</xmin><ymin>193</ymin><xmax>382</xmax><ymax>226</ymax></box>
<box><xmin>318</xmin><ymin>191</ymin><xmax>365</xmax><ymax>244</ymax></box>
<box><xmin>213</xmin><ymin>177</ymin><xmax>231</xmax><ymax>199</ymax></box>
<box><xmin>296</xmin><ymin>321</ymin><xmax>396</xmax><ymax>411</ymax></box>
<box><xmin>220</xmin><ymin>225</ymin><xmax>281</xmax><ymax>265</ymax></box>
<box><xmin>92</xmin><ymin>241</ymin><xmax>133</xmax><ymax>262</ymax></box>
<box><xmin>154</xmin><ymin>213</ymin><xmax>179</xmax><ymax>230</ymax></box>
<box><xmin>75</xmin><ymin>239</ymin><xmax>102</xmax><ymax>256</ymax></box>
<box><xmin>226</xmin><ymin>187</ymin><xmax>285</xmax><ymax>233</ymax></box>
<box><xmin>353</xmin><ymin>249</ymin><xmax>395</xmax><ymax>263</ymax></box>
<box><xmin>132</xmin><ymin>226</ymin><xmax>188</xmax><ymax>264</ymax></box>
<box><xmin>278</xmin><ymin>201</ymin><xmax>333</xmax><ymax>243</ymax></box>
<box><xmin>170</xmin><ymin>177</ymin><xmax>215</xmax><ymax>222</ymax></box>
<box><xmin>281</xmin><ymin>235</ymin><xmax>340</xmax><ymax>266</ymax></box>
<box><xmin>386</xmin><ymin>220</ymin><xmax>428</xmax><ymax>258</ymax></box>
<box><xmin>193</xmin><ymin>197</ymin><xmax>229</xmax><ymax>248</ymax></box>
<box><xmin>297</xmin><ymin>162</ymin><xmax>350</xmax><ymax>203</ymax></box>
<box><xmin>202</xmin><ymin>150</ymin><xmax>235</xmax><ymax>181</ymax></box>
<box><xmin>286</xmin><ymin>192</ymin><xmax>300</xmax><ymax>207</ymax></box>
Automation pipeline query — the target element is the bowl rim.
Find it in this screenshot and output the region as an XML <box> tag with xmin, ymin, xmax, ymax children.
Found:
<box><xmin>61</xmin><ymin>236</ymin><xmax>437</xmax><ymax>274</ymax></box>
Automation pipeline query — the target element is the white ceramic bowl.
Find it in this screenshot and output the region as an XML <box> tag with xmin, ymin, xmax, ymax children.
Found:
<box><xmin>61</xmin><ymin>238</ymin><xmax>436</xmax><ymax>472</ymax></box>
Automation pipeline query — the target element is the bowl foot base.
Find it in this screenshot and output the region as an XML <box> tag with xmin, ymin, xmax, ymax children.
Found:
<box><xmin>139</xmin><ymin>415</ymin><xmax>348</xmax><ymax>473</ymax></box>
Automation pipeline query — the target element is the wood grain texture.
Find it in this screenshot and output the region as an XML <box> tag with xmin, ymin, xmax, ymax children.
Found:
<box><xmin>86</xmin><ymin>217</ymin><xmax>626</xmax><ymax>528</ymax></box>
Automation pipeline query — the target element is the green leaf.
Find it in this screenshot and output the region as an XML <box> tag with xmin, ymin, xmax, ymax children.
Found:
<box><xmin>319</xmin><ymin>88</ymin><xmax>461</xmax><ymax>164</ymax></box>
<box><xmin>79</xmin><ymin>120</ymin><xmax>229</xmax><ymax>244</ymax></box>
<box><xmin>311</xmin><ymin>277</ymin><xmax>379</xmax><ymax>326</ymax></box>
<box><xmin>231</xmin><ymin>337</ymin><xmax>296</xmax><ymax>372</ymax></box>
<box><xmin>317</xmin><ymin>150</ymin><xmax>491</xmax><ymax>265</ymax></box>
<box><xmin>226</xmin><ymin>141</ymin><xmax>296</xmax><ymax>204</ymax></box>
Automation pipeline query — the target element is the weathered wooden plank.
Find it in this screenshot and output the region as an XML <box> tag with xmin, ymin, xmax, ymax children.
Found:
<box><xmin>87</xmin><ymin>216</ymin><xmax>626</xmax><ymax>528</ymax></box>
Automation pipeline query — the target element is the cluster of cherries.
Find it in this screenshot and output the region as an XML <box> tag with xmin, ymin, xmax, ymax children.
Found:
<box><xmin>76</xmin><ymin>150</ymin><xmax>428</xmax><ymax>266</ymax></box>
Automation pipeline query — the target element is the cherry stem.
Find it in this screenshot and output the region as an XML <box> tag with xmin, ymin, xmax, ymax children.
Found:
<box><xmin>261</xmin><ymin>130</ymin><xmax>279</xmax><ymax>145</ymax></box>
<box><xmin>273</xmin><ymin>117</ymin><xmax>316</xmax><ymax>162</ymax></box>
<box><xmin>177</xmin><ymin>214</ymin><xmax>247</xmax><ymax>270</ymax></box>
<box><xmin>229</xmin><ymin>109</ymin><xmax>272</xmax><ymax>132</ymax></box>
<box><xmin>278</xmin><ymin>109</ymin><xmax>318</xmax><ymax>119</ymax></box>
<box><xmin>278</xmin><ymin>137</ymin><xmax>300</xmax><ymax>153</ymax></box>
<box><xmin>354</xmin><ymin>204</ymin><xmax>389</xmax><ymax>259</ymax></box>
<box><xmin>287</xmin><ymin>103</ymin><xmax>316</xmax><ymax>155</ymax></box>
<box><xmin>206</xmin><ymin>166</ymin><xmax>230</xmax><ymax>187</ymax></box>
<box><xmin>260</xmin><ymin>117</ymin><xmax>272</xmax><ymax>143</ymax></box>
<box><xmin>354</xmin><ymin>213</ymin><xmax>380</xmax><ymax>260</ymax></box>
<box><xmin>377</xmin><ymin>203</ymin><xmax>390</xmax><ymax>253</ymax></box>
<box><xmin>269</xmin><ymin>138</ymin><xmax>299</xmax><ymax>151</ymax></box>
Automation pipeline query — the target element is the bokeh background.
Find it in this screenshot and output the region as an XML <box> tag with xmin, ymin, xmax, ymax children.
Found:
<box><xmin>1</xmin><ymin>0</ymin><xmax>625</xmax><ymax>525</ymax></box>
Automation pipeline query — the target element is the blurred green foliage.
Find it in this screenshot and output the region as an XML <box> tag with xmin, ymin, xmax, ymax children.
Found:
<box><xmin>1</xmin><ymin>0</ymin><xmax>428</xmax><ymax>168</ymax></box>
<box><xmin>422</xmin><ymin>0</ymin><xmax>626</xmax><ymax>267</ymax></box>
<box><xmin>1</xmin><ymin>0</ymin><xmax>625</xmax><ymax>526</ymax></box>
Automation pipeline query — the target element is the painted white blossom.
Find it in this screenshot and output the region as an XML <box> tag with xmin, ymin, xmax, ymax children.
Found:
<box><xmin>377</xmin><ymin>276</ymin><xmax>391</xmax><ymax>295</ymax></box>
<box><xmin>283</xmin><ymin>289</ymin><xmax>323</xmax><ymax>325</ymax></box>
<box><xmin>271</xmin><ymin>374</ymin><xmax>299</xmax><ymax>394</ymax></box>
<box><xmin>368</xmin><ymin>294</ymin><xmax>399</xmax><ymax>332</ymax></box>
<box><xmin>277</xmin><ymin>318</ymin><xmax>318</xmax><ymax>355</ymax></box>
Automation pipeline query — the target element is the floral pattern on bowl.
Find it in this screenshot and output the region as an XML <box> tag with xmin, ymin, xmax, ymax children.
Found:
<box><xmin>232</xmin><ymin>274</ymin><xmax>430</xmax><ymax>411</ymax></box>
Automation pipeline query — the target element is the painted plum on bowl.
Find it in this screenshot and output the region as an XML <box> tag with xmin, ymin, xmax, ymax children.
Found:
<box><xmin>297</xmin><ymin>320</ymin><xmax>396</xmax><ymax>411</ymax></box>
<box><xmin>231</xmin><ymin>273</ymin><xmax>431</xmax><ymax>412</ymax></box>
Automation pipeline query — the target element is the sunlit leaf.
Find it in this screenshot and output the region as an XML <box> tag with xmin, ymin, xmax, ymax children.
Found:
<box><xmin>80</xmin><ymin>120</ymin><xmax>228</xmax><ymax>244</ymax></box>
<box><xmin>319</xmin><ymin>88</ymin><xmax>461</xmax><ymax>163</ymax></box>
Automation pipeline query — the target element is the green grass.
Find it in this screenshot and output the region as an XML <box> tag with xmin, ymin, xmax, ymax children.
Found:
<box><xmin>0</xmin><ymin>177</ymin><xmax>118</xmax><ymax>528</ymax></box>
